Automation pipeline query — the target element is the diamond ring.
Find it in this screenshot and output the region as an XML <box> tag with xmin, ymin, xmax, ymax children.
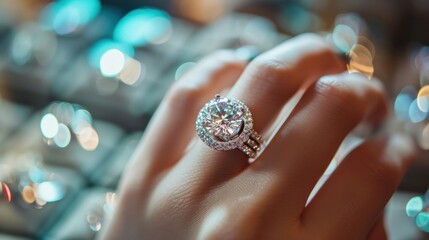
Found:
<box><xmin>196</xmin><ymin>94</ymin><xmax>264</xmax><ymax>158</ymax></box>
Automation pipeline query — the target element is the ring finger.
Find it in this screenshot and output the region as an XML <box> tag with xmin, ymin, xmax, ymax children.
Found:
<box><xmin>175</xmin><ymin>34</ymin><xmax>346</xmax><ymax>191</ymax></box>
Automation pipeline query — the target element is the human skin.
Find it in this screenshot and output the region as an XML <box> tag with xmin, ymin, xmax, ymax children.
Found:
<box><xmin>100</xmin><ymin>34</ymin><xmax>415</xmax><ymax>240</ymax></box>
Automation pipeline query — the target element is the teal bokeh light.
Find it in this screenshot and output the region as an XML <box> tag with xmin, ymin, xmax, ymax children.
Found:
<box><xmin>394</xmin><ymin>93</ymin><xmax>414</xmax><ymax>121</ymax></box>
<box><xmin>88</xmin><ymin>39</ymin><xmax>134</xmax><ymax>68</ymax></box>
<box><xmin>40</xmin><ymin>0</ymin><xmax>101</xmax><ymax>35</ymax></box>
<box><xmin>409</xmin><ymin>99</ymin><xmax>428</xmax><ymax>123</ymax></box>
<box><xmin>113</xmin><ymin>8</ymin><xmax>172</xmax><ymax>47</ymax></box>
<box><xmin>406</xmin><ymin>196</ymin><xmax>424</xmax><ymax>217</ymax></box>
<box><xmin>416</xmin><ymin>212</ymin><xmax>429</xmax><ymax>233</ymax></box>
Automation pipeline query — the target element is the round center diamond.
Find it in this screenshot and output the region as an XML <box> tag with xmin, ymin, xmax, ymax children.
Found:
<box><xmin>202</xmin><ymin>96</ymin><xmax>244</xmax><ymax>141</ymax></box>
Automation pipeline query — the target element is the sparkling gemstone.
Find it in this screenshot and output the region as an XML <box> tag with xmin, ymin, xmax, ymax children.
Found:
<box><xmin>202</xmin><ymin>97</ymin><xmax>244</xmax><ymax>141</ymax></box>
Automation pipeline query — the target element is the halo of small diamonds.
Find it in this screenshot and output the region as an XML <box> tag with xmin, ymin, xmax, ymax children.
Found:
<box><xmin>196</xmin><ymin>95</ymin><xmax>253</xmax><ymax>151</ymax></box>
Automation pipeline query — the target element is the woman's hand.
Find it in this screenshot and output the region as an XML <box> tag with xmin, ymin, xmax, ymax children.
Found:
<box><xmin>100</xmin><ymin>34</ymin><xmax>415</xmax><ymax>240</ymax></box>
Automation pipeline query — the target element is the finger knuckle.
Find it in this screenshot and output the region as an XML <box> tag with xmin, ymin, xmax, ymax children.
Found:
<box><xmin>294</xmin><ymin>33</ymin><xmax>333</xmax><ymax>57</ymax></box>
<box><xmin>203</xmin><ymin>50</ymin><xmax>245</xmax><ymax>72</ymax></box>
<box><xmin>315</xmin><ymin>76</ymin><xmax>364</xmax><ymax>122</ymax></box>
<box><xmin>249</xmin><ymin>58</ymin><xmax>287</xmax><ymax>81</ymax></box>
<box><xmin>167</xmin><ymin>84</ymin><xmax>204</xmax><ymax>109</ymax></box>
<box><xmin>357</xmin><ymin>145</ymin><xmax>403</xmax><ymax>192</ymax></box>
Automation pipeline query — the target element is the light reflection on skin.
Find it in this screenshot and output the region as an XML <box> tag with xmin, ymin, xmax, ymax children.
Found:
<box><xmin>175</xmin><ymin>62</ymin><xmax>196</xmax><ymax>81</ymax></box>
<box><xmin>197</xmin><ymin>206</ymin><xmax>228</xmax><ymax>240</ymax></box>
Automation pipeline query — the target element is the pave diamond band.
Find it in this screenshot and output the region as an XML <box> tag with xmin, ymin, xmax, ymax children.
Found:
<box><xmin>238</xmin><ymin>130</ymin><xmax>263</xmax><ymax>158</ymax></box>
<box><xmin>196</xmin><ymin>94</ymin><xmax>264</xmax><ymax>158</ymax></box>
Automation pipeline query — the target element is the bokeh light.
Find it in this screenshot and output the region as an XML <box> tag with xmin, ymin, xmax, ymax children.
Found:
<box><xmin>117</xmin><ymin>57</ymin><xmax>143</xmax><ymax>85</ymax></box>
<box><xmin>35</xmin><ymin>181</ymin><xmax>65</xmax><ymax>202</ymax></box>
<box><xmin>99</xmin><ymin>49</ymin><xmax>126</xmax><ymax>77</ymax></box>
<box><xmin>113</xmin><ymin>8</ymin><xmax>172</xmax><ymax>47</ymax></box>
<box><xmin>347</xmin><ymin>44</ymin><xmax>374</xmax><ymax>78</ymax></box>
<box><xmin>176</xmin><ymin>0</ymin><xmax>226</xmax><ymax>23</ymax></box>
<box><xmin>40</xmin><ymin>0</ymin><xmax>101</xmax><ymax>35</ymax></box>
<box><xmin>332</xmin><ymin>24</ymin><xmax>357</xmax><ymax>53</ymax></box>
<box><xmin>419</xmin><ymin>124</ymin><xmax>429</xmax><ymax>150</ymax></box>
<box><xmin>240</xmin><ymin>17</ymin><xmax>278</xmax><ymax>47</ymax></box>
<box><xmin>357</xmin><ymin>36</ymin><xmax>375</xmax><ymax>59</ymax></box>
<box><xmin>409</xmin><ymin>99</ymin><xmax>428</xmax><ymax>123</ymax></box>
<box><xmin>393</xmin><ymin>86</ymin><xmax>416</xmax><ymax>121</ymax></box>
<box><xmin>416</xmin><ymin>212</ymin><xmax>429</xmax><ymax>233</ymax></box>
<box><xmin>103</xmin><ymin>192</ymin><xmax>117</xmax><ymax>215</ymax></box>
<box><xmin>41</xmin><ymin>102</ymin><xmax>100</xmax><ymax>151</ymax></box>
<box><xmin>10</xmin><ymin>24</ymin><xmax>57</xmax><ymax>66</ymax></box>
<box><xmin>279</xmin><ymin>3</ymin><xmax>321</xmax><ymax>34</ymax></box>
<box><xmin>22</xmin><ymin>185</ymin><xmax>36</xmax><ymax>204</ymax></box>
<box><xmin>2</xmin><ymin>152</ymin><xmax>67</xmax><ymax>207</ymax></box>
<box><xmin>88</xmin><ymin>39</ymin><xmax>135</xmax><ymax>69</ymax></box>
<box><xmin>331</xmin><ymin>19</ymin><xmax>375</xmax><ymax>79</ymax></box>
<box><xmin>53</xmin><ymin>123</ymin><xmax>72</xmax><ymax>148</ymax></box>
<box><xmin>406</xmin><ymin>196</ymin><xmax>424</xmax><ymax>217</ymax></box>
<box><xmin>87</xmin><ymin>211</ymin><xmax>102</xmax><ymax>231</ymax></box>
<box><xmin>406</xmin><ymin>191</ymin><xmax>429</xmax><ymax>233</ymax></box>
<box><xmin>28</xmin><ymin>166</ymin><xmax>45</xmax><ymax>183</ymax></box>
<box><xmin>3</xmin><ymin>182</ymin><xmax>12</xmax><ymax>203</ymax></box>
<box><xmin>98</xmin><ymin>48</ymin><xmax>144</xmax><ymax>86</ymax></box>
<box><xmin>77</xmin><ymin>126</ymin><xmax>99</xmax><ymax>151</ymax></box>
<box><xmin>417</xmin><ymin>85</ymin><xmax>429</xmax><ymax>112</ymax></box>
<box><xmin>86</xmin><ymin>192</ymin><xmax>117</xmax><ymax>232</ymax></box>
<box><xmin>394</xmin><ymin>93</ymin><xmax>414</xmax><ymax>121</ymax></box>
<box><xmin>40</xmin><ymin>113</ymin><xmax>60</xmax><ymax>139</ymax></box>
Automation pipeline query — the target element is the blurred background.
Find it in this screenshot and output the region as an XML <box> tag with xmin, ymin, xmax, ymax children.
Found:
<box><xmin>0</xmin><ymin>0</ymin><xmax>428</xmax><ymax>239</ymax></box>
